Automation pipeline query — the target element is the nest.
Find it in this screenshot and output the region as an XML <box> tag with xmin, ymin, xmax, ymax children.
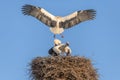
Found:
<box><xmin>30</xmin><ymin>56</ymin><xmax>98</xmax><ymax>80</ymax></box>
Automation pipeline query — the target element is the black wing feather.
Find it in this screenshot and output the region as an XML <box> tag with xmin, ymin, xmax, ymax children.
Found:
<box><xmin>22</xmin><ymin>4</ymin><xmax>56</xmax><ymax>27</ymax></box>
<box><xmin>59</xmin><ymin>9</ymin><xmax>96</xmax><ymax>29</ymax></box>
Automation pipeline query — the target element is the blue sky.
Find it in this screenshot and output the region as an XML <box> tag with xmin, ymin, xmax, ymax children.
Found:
<box><xmin>0</xmin><ymin>0</ymin><xmax>120</xmax><ymax>80</ymax></box>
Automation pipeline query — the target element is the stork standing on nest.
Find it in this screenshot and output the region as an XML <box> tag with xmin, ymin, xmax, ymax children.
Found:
<box><xmin>49</xmin><ymin>39</ymin><xmax>72</xmax><ymax>56</ymax></box>
<box><xmin>22</xmin><ymin>4</ymin><xmax>96</xmax><ymax>38</ymax></box>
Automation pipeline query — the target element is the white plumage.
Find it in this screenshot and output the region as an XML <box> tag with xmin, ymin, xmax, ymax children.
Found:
<box><xmin>54</xmin><ymin>39</ymin><xmax>61</xmax><ymax>46</ymax></box>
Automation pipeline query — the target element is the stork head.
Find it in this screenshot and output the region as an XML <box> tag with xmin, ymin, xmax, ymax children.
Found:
<box><xmin>54</xmin><ymin>39</ymin><xmax>61</xmax><ymax>46</ymax></box>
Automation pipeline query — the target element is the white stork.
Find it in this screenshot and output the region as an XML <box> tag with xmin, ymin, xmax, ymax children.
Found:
<box><xmin>22</xmin><ymin>4</ymin><xmax>96</xmax><ymax>38</ymax></box>
<box><xmin>49</xmin><ymin>42</ymin><xmax>72</xmax><ymax>56</ymax></box>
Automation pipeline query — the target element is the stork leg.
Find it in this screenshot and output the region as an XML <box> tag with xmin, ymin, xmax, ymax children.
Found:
<box><xmin>54</xmin><ymin>34</ymin><xmax>56</xmax><ymax>38</ymax></box>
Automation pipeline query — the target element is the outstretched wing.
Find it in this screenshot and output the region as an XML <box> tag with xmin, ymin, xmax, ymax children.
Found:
<box><xmin>59</xmin><ymin>9</ymin><xmax>96</xmax><ymax>29</ymax></box>
<box><xmin>22</xmin><ymin>4</ymin><xmax>57</xmax><ymax>27</ymax></box>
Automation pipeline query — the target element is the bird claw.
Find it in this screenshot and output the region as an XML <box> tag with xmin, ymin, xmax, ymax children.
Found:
<box><xmin>61</xmin><ymin>34</ymin><xmax>64</xmax><ymax>38</ymax></box>
<box><xmin>61</xmin><ymin>35</ymin><xmax>64</xmax><ymax>38</ymax></box>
